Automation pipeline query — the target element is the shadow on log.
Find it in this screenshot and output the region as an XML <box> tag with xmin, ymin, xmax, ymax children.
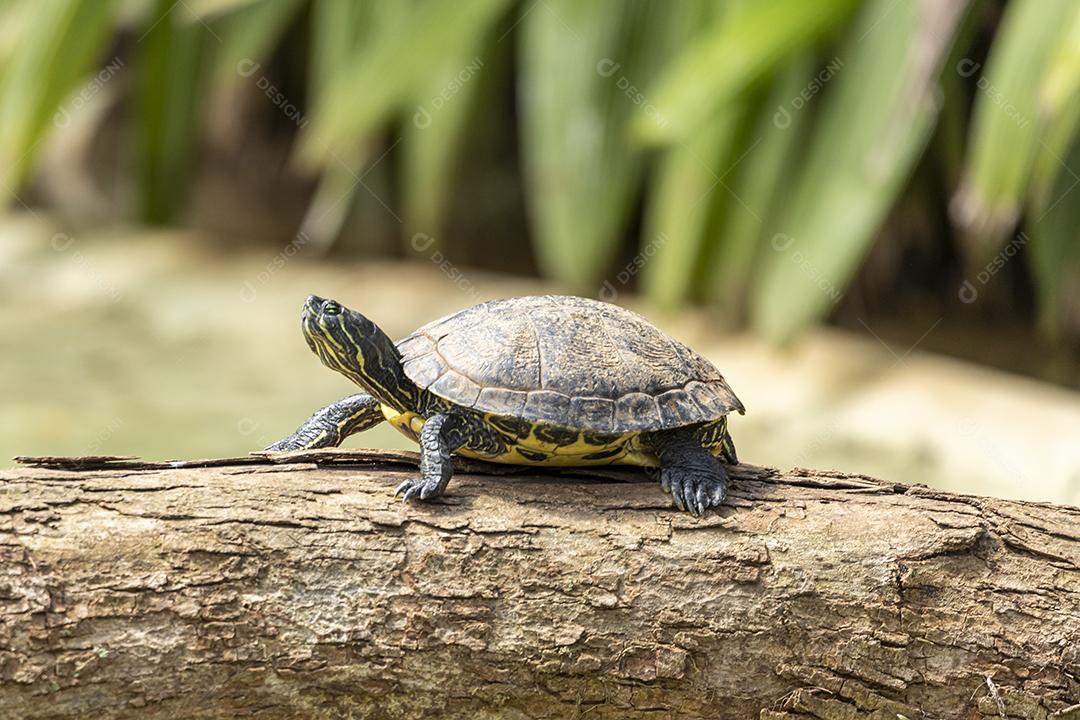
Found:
<box><xmin>1</xmin><ymin>449</ymin><xmax>1078</xmax><ymax>719</ymax></box>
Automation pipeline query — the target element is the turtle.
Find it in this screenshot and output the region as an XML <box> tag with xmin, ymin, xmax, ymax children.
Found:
<box><xmin>267</xmin><ymin>294</ymin><xmax>745</xmax><ymax>515</ymax></box>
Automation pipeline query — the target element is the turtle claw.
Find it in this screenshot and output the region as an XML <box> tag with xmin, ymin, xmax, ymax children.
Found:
<box><xmin>681</xmin><ymin>483</ymin><xmax>699</xmax><ymax>517</ymax></box>
<box><xmin>266</xmin><ymin>437</ymin><xmax>303</xmax><ymax>452</ymax></box>
<box><xmin>394</xmin><ymin>476</ymin><xmax>443</xmax><ymax>503</ymax></box>
<box><xmin>660</xmin><ymin>466</ymin><xmax>727</xmax><ymax>517</ymax></box>
<box><xmin>709</xmin><ymin>481</ymin><xmax>727</xmax><ymax>508</ymax></box>
<box><xmin>694</xmin><ymin>484</ymin><xmax>710</xmax><ymax>516</ymax></box>
<box><xmin>670</xmin><ymin>483</ymin><xmax>686</xmax><ymax>512</ymax></box>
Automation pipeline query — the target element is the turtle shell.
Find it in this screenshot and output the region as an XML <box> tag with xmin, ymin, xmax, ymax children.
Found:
<box><xmin>395</xmin><ymin>295</ymin><xmax>744</xmax><ymax>434</ymax></box>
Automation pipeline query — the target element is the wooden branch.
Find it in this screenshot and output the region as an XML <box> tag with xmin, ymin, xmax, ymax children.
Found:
<box><xmin>1</xmin><ymin>450</ymin><xmax>1078</xmax><ymax>719</ymax></box>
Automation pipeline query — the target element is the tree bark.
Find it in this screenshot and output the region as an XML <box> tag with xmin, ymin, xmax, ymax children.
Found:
<box><xmin>1</xmin><ymin>450</ymin><xmax>1078</xmax><ymax>720</ymax></box>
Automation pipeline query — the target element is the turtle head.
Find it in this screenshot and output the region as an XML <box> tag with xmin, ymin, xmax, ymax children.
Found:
<box><xmin>301</xmin><ymin>295</ymin><xmax>418</xmax><ymax>411</ymax></box>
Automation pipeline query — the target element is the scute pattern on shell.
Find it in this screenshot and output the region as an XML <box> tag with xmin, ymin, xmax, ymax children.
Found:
<box><xmin>396</xmin><ymin>295</ymin><xmax>744</xmax><ymax>433</ymax></box>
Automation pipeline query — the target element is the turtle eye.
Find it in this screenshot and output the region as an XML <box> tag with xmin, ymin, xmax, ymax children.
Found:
<box><xmin>323</xmin><ymin>301</ymin><xmax>341</xmax><ymax>316</ymax></box>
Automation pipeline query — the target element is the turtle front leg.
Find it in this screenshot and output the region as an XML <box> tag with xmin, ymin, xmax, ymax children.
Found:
<box><xmin>266</xmin><ymin>394</ymin><xmax>385</xmax><ymax>451</ymax></box>
<box><xmin>650</xmin><ymin>427</ymin><xmax>730</xmax><ymax>516</ymax></box>
<box><xmin>395</xmin><ymin>413</ymin><xmax>466</xmax><ymax>502</ymax></box>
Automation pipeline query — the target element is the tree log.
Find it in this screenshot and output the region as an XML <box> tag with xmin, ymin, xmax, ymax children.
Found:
<box><xmin>1</xmin><ymin>450</ymin><xmax>1078</xmax><ymax>719</ymax></box>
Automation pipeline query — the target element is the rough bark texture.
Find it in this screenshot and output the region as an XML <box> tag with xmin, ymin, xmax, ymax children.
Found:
<box><xmin>1</xmin><ymin>450</ymin><xmax>1078</xmax><ymax>719</ymax></box>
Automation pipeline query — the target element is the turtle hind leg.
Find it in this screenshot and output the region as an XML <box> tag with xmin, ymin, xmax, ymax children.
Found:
<box><xmin>649</xmin><ymin>427</ymin><xmax>730</xmax><ymax>516</ymax></box>
<box><xmin>696</xmin><ymin>418</ymin><xmax>739</xmax><ymax>465</ymax></box>
<box><xmin>266</xmin><ymin>393</ymin><xmax>384</xmax><ymax>451</ymax></box>
<box><xmin>720</xmin><ymin>427</ymin><xmax>739</xmax><ymax>465</ymax></box>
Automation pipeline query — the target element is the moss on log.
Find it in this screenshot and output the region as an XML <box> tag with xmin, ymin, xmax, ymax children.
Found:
<box><xmin>1</xmin><ymin>450</ymin><xmax>1078</xmax><ymax>719</ymax></box>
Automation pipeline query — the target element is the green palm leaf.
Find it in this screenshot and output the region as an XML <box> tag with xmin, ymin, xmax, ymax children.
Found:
<box><xmin>707</xmin><ymin>53</ymin><xmax>818</xmax><ymax>315</ymax></box>
<box><xmin>953</xmin><ymin>0</ymin><xmax>1071</xmax><ymax>259</ymax></box>
<box><xmin>751</xmin><ymin>0</ymin><xmax>969</xmax><ymax>342</ymax></box>
<box><xmin>136</xmin><ymin>0</ymin><xmax>211</xmax><ymax>223</ymax></box>
<box><xmin>520</xmin><ymin>0</ymin><xmax>672</xmax><ymax>291</ymax></box>
<box><xmin>634</xmin><ymin>0</ymin><xmax>858</xmax><ymax>145</ymax></box>
<box><xmin>0</xmin><ymin>0</ymin><xmax>120</xmax><ymax>195</ymax></box>
<box><xmin>299</xmin><ymin>0</ymin><xmax>510</xmax><ymax>167</ymax></box>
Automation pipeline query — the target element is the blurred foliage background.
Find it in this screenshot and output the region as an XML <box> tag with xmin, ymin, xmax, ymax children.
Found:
<box><xmin>3</xmin><ymin>0</ymin><xmax>1080</xmax><ymax>375</ymax></box>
